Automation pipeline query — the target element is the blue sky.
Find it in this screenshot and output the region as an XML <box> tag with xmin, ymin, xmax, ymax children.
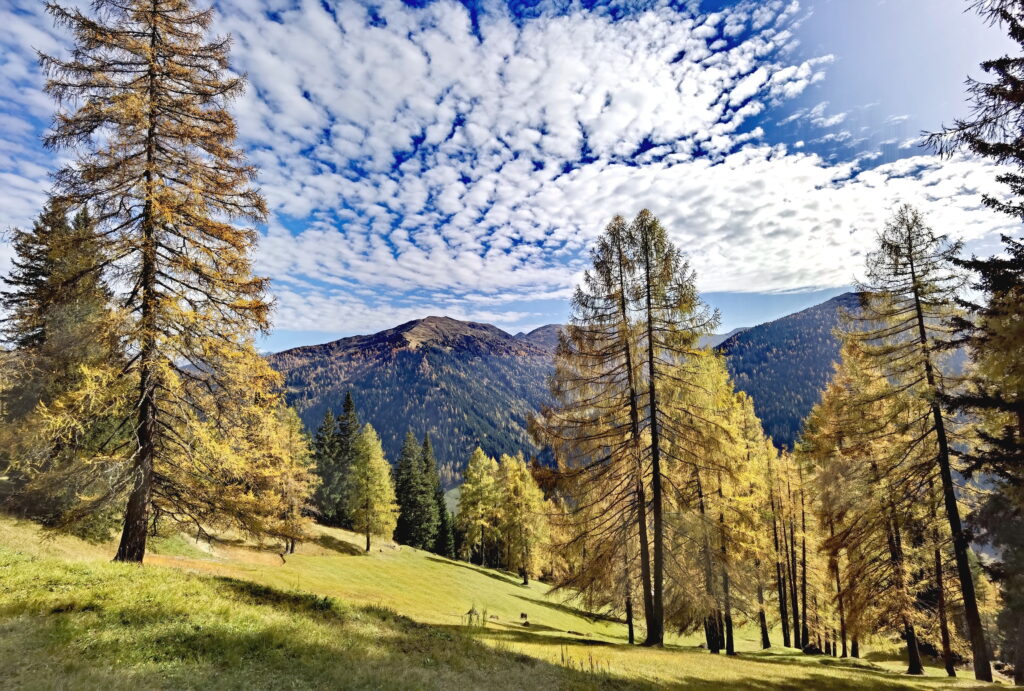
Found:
<box><xmin>1</xmin><ymin>0</ymin><xmax>1018</xmax><ymax>351</ymax></box>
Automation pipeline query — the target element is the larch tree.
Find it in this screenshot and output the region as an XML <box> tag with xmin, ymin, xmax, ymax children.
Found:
<box><xmin>39</xmin><ymin>0</ymin><xmax>312</xmax><ymax>562</ymax></box>
<box><xmin>456</xmin><ymin>447</ymin><xmax>501</xmax><ymax>566</ymax></box>
<box><xmin>532</xmin><ymin>213</ymin><xmax>657</xmax><ymax>643</ymax></box>
<box><xmin>497</xmin><ymin>452</ymin><xmax>550</xmax><ymax>585</ymax></box>
<box><xmin>346</xmin><ymin>424</ymin><xmax>397</xmax><ymax>552</ymax></box>
<box><xmin>845</xmin><ymin>204</ymin><xmax>992</xmax><ymax>680</ymax></box>
<box><xmin>929</xmin><ymin>4</ymin><xmax>1024</xmax><ymax>680</ymax></box>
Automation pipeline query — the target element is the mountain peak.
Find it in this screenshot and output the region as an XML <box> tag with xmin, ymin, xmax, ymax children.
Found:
<box><xmin>390</xmin><ymin>316</ymin><xmax>521</xmax><ymax>351</ymax></box>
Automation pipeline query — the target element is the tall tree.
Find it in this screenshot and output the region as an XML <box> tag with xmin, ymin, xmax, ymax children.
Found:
<box><xmin>497</xmin><ymin>452</ymin><xmax>550</xmax><ymax>585</ymax></box>
<box><xmin>456</xmin><ymin>447</ymin><xmax>501</xmax><ymax>566</ymax></box>
<box><xmin>311</xmin><ymin>410</ymin><xmax>341</xmax><ymax>524</ymax></box>
<box><xmin>394</xmin><ymin>430</ymin><xmax>424</xmax><ymax>545</ymax></box>
<box><xmin>0</xmin><ymin>202</ymin><xmax>123</xmax><ymax>527</ymax></box>
<box><xmin>845</xmin><ymin>205</ymin><xmax>991</xmax><ymax>680</ymax></box>
<box><xmin>928</xmin><ymin>3</ymin><xmax>1024</xmax><ymax>681</ymax></box>
<box><xmin>332</xmin><ymin>392</ymin><xmax>360</xmax><ymax>527</ymax></box>
<box><xmin>346</xmin><ymin>424</ymin><xmax>397</xmax><ymax>552</ymax></box>
<box><xmin>414</xmin><ymin>435</ymin><xmax>442</xmax><ymax>550</ymax></box>
<box><xmin>40</xmin><ymin>0</ymin><xmax>296</xmax><ymax>563</ymax></box>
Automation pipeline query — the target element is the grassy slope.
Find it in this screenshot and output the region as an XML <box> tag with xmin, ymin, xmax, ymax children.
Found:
<box><xmin>0</xmin><ymin>517</ymin><xmax>999</xmax><ymax>690</ymax></box>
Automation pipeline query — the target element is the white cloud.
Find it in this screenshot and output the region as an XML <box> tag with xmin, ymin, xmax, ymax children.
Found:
<box><xmin>0</xmin><ymin>0</ymin><xmax>1014</xmax><ymax>337</ymax></box>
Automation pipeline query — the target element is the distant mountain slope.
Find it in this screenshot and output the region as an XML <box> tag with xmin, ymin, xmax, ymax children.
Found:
<box><xmin>717</xmin><ymin>292</ymin><xmax>861</xmax><ymax>449</ymax></box>
<box><xmin>268</xmin><ymin>317</ymin><xmax>553</xmax><ymax>487</ymax></box>
<box><xmin>700</xmin><ymin>327</ymin><xmax>748</xmax><ymax>349</ymax></box>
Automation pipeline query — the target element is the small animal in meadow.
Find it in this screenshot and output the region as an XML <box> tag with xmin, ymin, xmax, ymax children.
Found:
<box><xmin>520</xmin><ymin>612</ymin><xmax>528</xmax><ymax>620</ymax></box>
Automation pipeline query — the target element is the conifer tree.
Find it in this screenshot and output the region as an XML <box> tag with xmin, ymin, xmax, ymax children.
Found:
<box><xmin>346</xmin><ymin>424</ymin><xmax>398</xmax><ymax>552</ymax></box>
<box><xmin>38</xmin><ymin>0</ymin><xmax>309</xmax><ymax>562</ymax></box>
<box><xmin>457</xmin><ymin>447</ymin><xmax>501</xmax><ymax>566</ymax></box>
<box><xmin>497</xmin><ymin>452</ymin><xmax>550</xmax><ymax>585</ymax></box>
<box><xmin>311</xmin><ymin>409</ymin><xmax>341</xmax><ymax>523</ymax></box>
<box><xmin>845</xmin><ymin>204</ymin><xmax>991</xmax><ymax>679</ymax></box>
<box><xmin>332</xmin><ymin>392</ymin><xmax>360</xmax><ymax>527</ymax></box>
<box><xmin>394</xmin><ymin>430</ymin><xmax>422</xmax><ymax>545</ymax></box>
<box><xmin>0</xmin><ymin>202</ymin><xmax>123</xmax><ymax>527</ymax></box>
<box><xmin>414</xmin><ymin>435</ymin><xmax>442</xmax><ymax>549</ymax></box>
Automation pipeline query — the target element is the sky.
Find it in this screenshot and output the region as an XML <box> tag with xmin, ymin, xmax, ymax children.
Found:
<box><xmin>0</xmin><ymin>0</ymin><xmax>1018</xmax><ymax>351</ymax></box>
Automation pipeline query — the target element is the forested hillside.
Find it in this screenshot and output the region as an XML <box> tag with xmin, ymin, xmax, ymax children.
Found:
<box><xmin>268</xmin><ymin>317</ymin><xmax>553</xmax><ymax>486</ymax></box>
<box><xmin>718</xmin><ymin>292</ymin><xmax>860</xmax><ymax>448</ymax></box>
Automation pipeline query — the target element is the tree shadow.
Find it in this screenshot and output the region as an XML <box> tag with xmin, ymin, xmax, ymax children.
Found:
<box><xmin>312</xmin><ymin>533</ymin><xmax>362</xmax><ymax>556</ymax></box>
<box><xmin>512</xmin><ymin>592</ymin><xmax>624</xmax><ymax>626</ymax></box>
<box><xmin>424</xmin><ymin>555</ymin><xmax>524</xmax><ymax>586</ymax></box>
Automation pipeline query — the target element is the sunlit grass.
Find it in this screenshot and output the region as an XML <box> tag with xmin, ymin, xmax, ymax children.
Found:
<box><xmin>0</xmin><ymin>517</ymin><xmax>999</xmax><ymax>689</ymax></box>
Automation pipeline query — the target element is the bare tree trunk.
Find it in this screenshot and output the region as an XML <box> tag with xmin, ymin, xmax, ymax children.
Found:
<box><xmin>830</xmin><ymin>521</ymin><xmax>848</xmax><ymax>658</ymax></box>
<box><xmin>642</xmin><ymin>252</ymin><xmax>665</xmax><ymax>647</ymax></box>
<box><xmin>115</xmin><ymin>8</ymin><xmax>159</xmax><ymax>565</ymax></box>
<box><xmin>769</xmin><ymin>477</ymin><xmax>791</xmax><ymax>647</ymax></box>
<box><xmin>718</xmin><ymin>473</ymin><xmax>735</xmax><ymax>655</ymax></box>
<box><xmin>696</xmin><ymin>470</ymin><xmax>720</xmax><ymax>653</ymax></box>
<box><xmin>756</xmin><ymin>560</ymin><xmax>771</xmax><ymax>649</ymax></box>
<box><xmin>800</xmin><ymin>484</ymin><xmax>809</xmax><ymax>650</ymax></box>
<box><xmin>908</xmin><ymin>250</ymin><xmax>991</xmax><ymax>682</ymax></box>
<box><xmin>625</xmin><ymin>591</ymin><xmax>635</xmax><ymax>645</ymax></box>
<box><xmin>887</xmin><ymin>517</ymin><xmax>923</xmax><ymax>675</ymax></box>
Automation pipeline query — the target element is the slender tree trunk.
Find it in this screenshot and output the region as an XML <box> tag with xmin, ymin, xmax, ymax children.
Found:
<box><xmin>851</xmin><ymin>637</ymin><xmax>859</xmax><ymax>659</ymax></box>
<box><xmin>479</xmin><ymin>524</ymin><xmax>485</xmax><ymax>566</ymax></box>
<box><xmin>929</xmin><ymin>482</ymin><xmax>955</xmax><ymax>677</ymax></box>
<box><xmin>907</xmin><ymin>250</ymin><xmax>991</xmax><ymax>682</ymax></box>
<box><xmin>829</xmin><ymin>521</ymin><xmax>848</xmax><ymax>658</ymax></box>
<box><xmin>718</xmin><ymin>473</ymin><xmax>735</xmax><ymax>655</ymax></box>
<box><xmin>696</xmin><ymin>470</ymin><xmax>720</xmax><ymax>653</ymax></box>
<box><xmin>756</xmin><ymin>560</ymin><xmax>771</xmax><ymax>649</ymax></box>
<box><xmin>625</xmin><ymin>591</ymin><xmax>635</xmax><ymax>645</ymax></box>
<box><xmin>115</xmin><ymin>9</ymin><xmax>159</xmax><ymax>564</ymax></box>
<box><xmin>887</xmin><ymin>517</ymin><xmax>923</xmax><ymax>675</ymax></box>
<box><xmin>788</xmin><ymin>502</ymin><xmax>801</xmax><ymax>648</ymax></box>
<box><xmin>641</xmin><ymin>245</ymin><xmax>665</xmax><ymax>646</ymax></box>
<box><xmin>769</xmin><ymin>478</ymin><xmax>791</xmax><ymax>648</ymax></box>
<box><xmin>800</xmin><ymin>485</ymin><xmax>809</xmax><ymax>650</ymax></box>
<box><xmin>1014</xmin><ymin>612</ymin><xmax>1024</xmax><ymax>686</ymax></box>
<box><xmin>613</xmin><ymin>233</ymin><xmax>656</xmax><ymax>642</ymax></box>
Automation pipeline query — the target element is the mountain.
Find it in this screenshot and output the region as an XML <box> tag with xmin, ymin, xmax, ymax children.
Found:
<box><xmin>717</xmin><ymin>292</ymin><xmax>861</xmax><ymax>449</ymax></box>
<box><xmin>267</xmin><ymin>316</ymin><xmax>554</xmax><ymax>487</ymax></box>
<box><xmin>700</xmin><ymin>327</ymin><xmax>749</xmax><ymax>349</ymax></box>
<box><xmin>268</xmin><ymin>295</ymin><xmax>859</xmax><ymax>484</ymax></box>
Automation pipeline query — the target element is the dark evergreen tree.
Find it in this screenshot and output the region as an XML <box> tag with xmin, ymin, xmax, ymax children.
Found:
<box><xmin>410</xmin><ymin>434</ymin><xmax>441</xmax><ymax>550</ymax></box>
<box><xmin>311</xmin><ymin>409</ymin><xmax>340</xmax><ymax>524</ymax></box>
<box><xmin>332</xmin><ymin>392</ymin><xmax>360</xmax><ymax>527</ymax></box>
<box><xmin>394</xmin><ymin>430</ymin><xmax>423</xmax><ymax>545</ymax></box>
<box><xmin>928</xmin><ymin>5</ymin><xmax>1024</xmax><ymax>681</ymax></box>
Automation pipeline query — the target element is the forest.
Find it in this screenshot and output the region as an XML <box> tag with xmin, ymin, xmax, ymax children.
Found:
<box><xmin>0</xmin><ymin>0</ymin><xmax>1022</xmax><ymax>688</ymax></box>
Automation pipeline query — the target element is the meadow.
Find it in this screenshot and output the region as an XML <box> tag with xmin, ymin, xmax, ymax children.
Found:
<box><xmin>0</xmin><ymin>516</ymin><xmax>1003</xmax><ymax>690</ymax></box>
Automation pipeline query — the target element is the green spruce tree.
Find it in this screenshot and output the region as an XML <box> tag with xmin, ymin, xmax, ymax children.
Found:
<box><xmin>394</xmin><ymin>430</ymin><xmax>423</xmax><ymax>545</ymax></box>
<box><xmin>312</xmin><ymin>409</ymin><xmax>340</xmax><ymax>523</ymax></box>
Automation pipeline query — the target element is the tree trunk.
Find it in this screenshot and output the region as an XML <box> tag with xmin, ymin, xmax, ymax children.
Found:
<box><xmin>114</xmin><ymin>9</ymin><xmax>159</xmax><ymax>565</ymax></box>
<box><xmin>800</xmin><ymin>486</ymin><xmax>809</xmax><ymax>650</ymax></box>
<box><xmin>930</xmin><ymin>483</ymin><xmax>955</xmax><ymax>677</ymax></box>
<box><xmin>626</xmin><ymin>592</ymin><xmax>635</xmax><ymax>645</ymax></box>
<box><xmin>756</xmin><ymin>561</ymin><xmax>771</xmax><ymax>649</ymax></box>
<box><xmin>612</xmin><ymin>231</ymin><xmax>656</xmax><ymax>644</ymax></box>
<box><xmin>718</xmin><ymin>473</ymin><xmax>735</xmax><ymax>656</ymax></box>
<box><xmin>642</xmin><ymin>244</ymin><xmax>665</xmax><ymax>647</ymax></box>
<box><xmin>851</xmin><ymin>637</ymin><xmax>859</xmax><ymax>659</ymax></box>
<box><xmin>1014</xmin><ymin>611</ymin><xmax>1024</xmax><ymax>686</ymax></box>
<box><xmin>887</xmin><ymin>517</ymin><xmax>923</xmax><ymax>675</ymax></box>
<box><xmin>769</xmin><ymin>479</ymin><xmax>791</xmax><ymax>647</ymax></box>
<box><xmin>696</xmin><ymin>470</ymin><xmax>719</xmax><ymax>653</ymax></box>
<box><xmin>788</xmin><ymin>510</ymin><xmax>801</xmax><ymax>648</ymax></box>
<box><xmin>829</xmin><ymin>521</ymin><xmax>848</xmax><ymax>658</ymax></box>
<box><xmin>908</xmin><ymin>249</ymin><xmax>991</xmax><ymax>682</ymax></box>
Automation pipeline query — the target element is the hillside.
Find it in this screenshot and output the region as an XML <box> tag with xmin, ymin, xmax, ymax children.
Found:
<box><xmin>268</xmin><ymin>317</ymin><xmax>554</xmax><ymax>485</ymax></box>
<box><xmin>0</xmin><ymin>516</ymin><xmax>984</xmax><ymax>690</ymax></box>
<box><xmin>718</xmin><ymin>292</ymin><xmax>861</xmax><ymax>448</ymax></box>
<box><xmin>267</xmin><ymin>298</ymin><xmax>860</xmax><ymax>477</ymax></box>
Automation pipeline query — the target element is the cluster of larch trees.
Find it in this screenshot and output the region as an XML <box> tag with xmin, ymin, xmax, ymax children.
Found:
<box><xmin>455</xmin><ymin>447</ymin><xmax>553</xmax><ymax>585</ymax></box>
<box><xmin>0</xmin><ymin>0</ymin><xmax>317</xmax><ymax>560</ymax></box>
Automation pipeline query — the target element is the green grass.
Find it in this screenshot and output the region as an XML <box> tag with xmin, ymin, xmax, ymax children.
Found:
<box><xmin>0</xmin><ymin>517</ymin><xmax>1003</xmax><ymax>689</ymax></box>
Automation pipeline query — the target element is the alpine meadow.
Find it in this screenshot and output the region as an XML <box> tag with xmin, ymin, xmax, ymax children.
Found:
<box><xmin>4</xmin><ymin>0</ymin><xmax>1024</xmax><ymax>689</ymax></box>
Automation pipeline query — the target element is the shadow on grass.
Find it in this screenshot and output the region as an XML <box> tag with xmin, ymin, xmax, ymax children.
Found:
<box><xmin>513</xmin><ymin>593</ymin><xmax>625</xmax><ymax>626</ymax></box>
<box><xmin>312</xmin><ymin>533</ymin><xmax>363</xmax><ymax>556</ymax></box>
<box><xmin>424</xmin><ymin>555</ymin><xmax>524</xmax><ymax>586</ymax></box>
